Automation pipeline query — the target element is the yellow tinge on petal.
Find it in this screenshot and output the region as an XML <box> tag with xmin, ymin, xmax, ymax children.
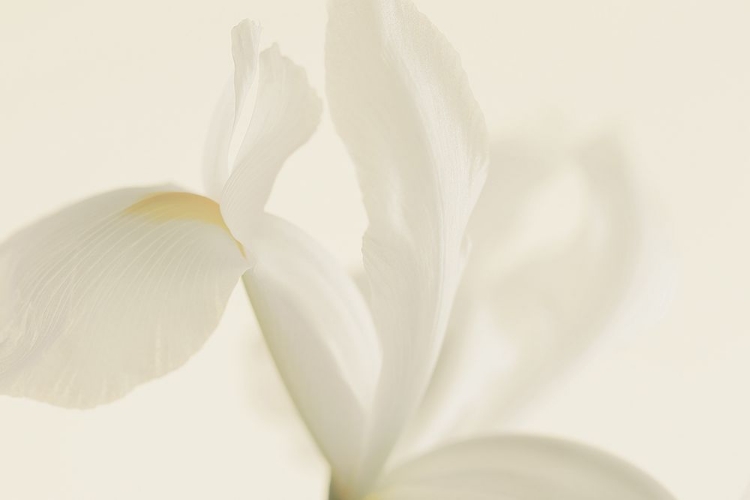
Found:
<box><xmin>125</xmin><ymin>191</ymin><xmax>245</xmax><ymax>256</ymax></box>
<box><xmin>0</xmin><ymin>186</ymin><xmax>251</xmax><ymax>408</ymax></box>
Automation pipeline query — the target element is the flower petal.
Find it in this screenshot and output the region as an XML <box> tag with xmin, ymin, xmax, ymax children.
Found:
<box><xmin>326</xmin><ymin>0</ymin><xmax>488</xmax><ymax>486</ymax></box>
<box><xmin>372</xmin><ymin>435</ymin><xmax>675</xmax><ymax>500</ymax></box>
<box><xmin>202</xmin><ymin>19</ymin><xmax>262</xmax><ymax>200</ymax></box>
<box><xmin>220</xmin><ymin>44</ymin><xmax>322</xmax><ymax>246</ymax></box>
<box><xmin>0</xmin><ymin>188</ymin><xmax>248</xmax><ymax>408</ymax></box>
<box><xmin>242</xmin><ymin>215</ymin><xmax>380</xmax><ymax>488</ymax></box>
<box><xmin>403</xmin><ymin>132</ymin><xmax>674</xmax><ymax>455</ymax></box>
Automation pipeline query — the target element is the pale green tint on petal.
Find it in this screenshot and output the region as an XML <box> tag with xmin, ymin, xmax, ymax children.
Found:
<box><xmin>326</xmin><ymin>0</ymin><xmax>488</xmax><ymax>488</ymax></box>
<box><xmin>202</xmin><ymin>19</ymin><xmax>262</xmax><ymax>200</ymax></box>
<box><xmin>372</xmin><ymin>435</ymin><xmax>675</xmax><ymax>500</ymax></box>
<box><xmin>0</xmin><ymin>187</ymin><xmax>248</xmax><ymax>408</ymax></box>
<box><xmin>243</xmin><ymin>215</ymin><xmax>380</xmax><ymax>487</ymax></box>
<box><xmin>220</xmin><ymin>44</ymin><xmax>322</xmax><ymax>247</ymax></box>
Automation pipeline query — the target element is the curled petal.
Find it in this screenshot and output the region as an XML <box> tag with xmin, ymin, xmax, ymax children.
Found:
<box><xmin>220</xmin><ymin>44</ymin><xmax>322</xmax><ymax>247</ymax></box>
<box><xmin>403</xmin><ymin>132</ymin><xmax>674</xmax><ymax>455</ymax></box>
<box><xmin>0</xmin><ymin>188</ymin><xmax>248</xmax><ymax>408</ymax></box>
<box><xmin>202</xmin><ymin>19</ymin><xmax>262</xmax><ymax>199</ymax></box>
<box><xmin>372</xmin><ymin>435</ymin><xmax>676</xmax><ymax>500</ymax></box>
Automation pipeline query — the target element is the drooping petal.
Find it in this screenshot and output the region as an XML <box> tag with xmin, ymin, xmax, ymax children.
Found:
<box><xmin>371</xmin><ymin>435</ymin><xmax>676</xmax><ymax>500</ymax></box>
<box><xmin>202</xmin><ymin>19</ymin><xmax>262</xmax><ymax>200</ymax></box>
<box><xmin>0</xmin><ymin>187</ymin><xmax>248</xmax><ymax>408</ymax></box>
<box><xmin>326</xmin><ymin>0</ymin><xmax>488</xmax><ymax>487</ymax></box>
<box><xmin>242</xmin><ymin>215</ymin><xmax>380</xmax><ymax>489</ymax></box>
<box><xmin>402</xmin><ymin>132</ymin><xmax>674</xmax><ymax>457</ymax></box>
<box><xmin>220</xmin><ymin>44</ymin><xmax>322</xmax><ymax>245</ymax></box>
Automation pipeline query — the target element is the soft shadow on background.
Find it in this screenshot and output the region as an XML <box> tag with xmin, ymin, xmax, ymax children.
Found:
<box><xmin>1</xmin><ymin>0</ymin><xmax>749</xmax><ymax>499</ymax></box>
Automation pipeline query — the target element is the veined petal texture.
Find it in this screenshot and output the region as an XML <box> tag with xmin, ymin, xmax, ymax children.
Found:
<box><xmin>0</xmin><ymin>187</ymin><xmax>248</xmax><ymax>408</ymax></box>
<box><xmin>202</xmin><ymin>19</ymin><xmax>262</xmax><ymax>200</ymax></box>
<box><xmin>220</xmin><ymin>44</ymin><xmax>322</xmax><ymax>246</ymax></box>
<box><xmin>326</xmin><ymin>0</ymin><xmax>488</xmax><ymax>487</ymax></box>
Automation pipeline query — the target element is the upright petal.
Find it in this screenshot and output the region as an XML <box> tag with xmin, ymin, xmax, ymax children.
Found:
<box><xmin>220</xmin><ymin>45</ymin><xmax>322</xmax><ymax>245</ymax></box>
<box><xmin>371</xmin><ymin>435</ymin><xmax>675</xmax><ymax>500</ymax></box>
<box><xmin>202</xmin><ymin>19</ymin><xmax>262</xmax><ymax>199</ymax></box>
<box><xmin>0</xmin><ymin>187</ymin><xmax>248</xmax><ymax>408</ymax></box>
<box><xmin>242</xmin><ymin>215</ymin><xmax>380</xmax><ymax>490</ymax></box>
<box><xmin>402</xmin><ymin>132</ymin><xmax>674</xmax><ymax>456</ymax></box>
<box><xmin>326</xmin><ymin>0</ymin><xmax>488</xmax><ymax>487</ymax></box>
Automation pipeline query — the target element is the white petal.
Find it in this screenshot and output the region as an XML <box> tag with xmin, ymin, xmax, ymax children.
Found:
<box><xmin>403</xmin><ymin>132</ymin><xmax>674</xmax><ymax>455</ymax></box>
<box><xmin>242</xmin><ymin>215</ymin><xmax>380</xmax><ymax>488</ymax></box>
<box><xmin>372</xmin><ymin>435</ymin><xmax>675</xmax><ymax>500</ymax></box>
<box><xmin>220</xmin><ymin>45</ymin><xmax>322</xmax><ymax>246</ymax></box>
<box><xmin>0</xmin><ymin>188</ymin><xmax>248</xmax><ymax>408</ymax></box>
<box><xmin>326</xmin><ymin>0</ymin><xmax>488</xmax><ymax>485</ymax></box>
<box><xmin>202</xmin><ymin>19</ymin><xmax>262</xmax><ymax>200</ymax></box>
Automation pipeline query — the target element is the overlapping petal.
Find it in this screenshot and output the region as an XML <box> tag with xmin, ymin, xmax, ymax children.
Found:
<box><xmin>203</xmin><ymin>20</ymin><xmax>323</xmax><ymax>224</ymax></box>
<box><xmin>205</xmin><ymin>16</ymin><xmax>351</xmax><ymax>478</ymax></box>
<box><xmin>371</xmin><ymin>435</ymin><xmax>675</xmax><ymax>500</ymax></box>
<box><xmin>202</xmin><ymin>19</ymin><xmax>262</xmax><ymax>199</ymax></box>
<box><xmin>242</xmin><ymin>215</ymin><xmax>380</xmax><ymax>486</ymax></box>
<box><xmin>326</xmin><ymin>0</ymin><xmax>488</xmax><ymax>487</ymax></box>
<box><xmin>0</xmin><ymin>17</ymin><xmax>323</xmax><ymax>410</ymax></box>
<box><xmin>402</xmin><ymin>133</ymin><xmax>673</xmax><ymax>456</ymax></box>
<box><xmin>0</xmin><ymin>187</ymin><xmax>248</xmax><ymax>408</ymax></box>
<box><xmin>220</xmin><ymin>44</ymin><xmax>322</xmax><ymax>247</ymax></box>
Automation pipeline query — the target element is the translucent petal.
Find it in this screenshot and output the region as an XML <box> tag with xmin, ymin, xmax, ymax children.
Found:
<box><xmin>326</xmin><ymin>0</ymin><xmax>488</xmax><ymax>487</ymax></box>
<box><xmin>202</xmin><ymin>19</ymin><xmax>262</xmax><ymax>199</ymax></box>
<box><xmin>372</xmin><ymin>435</ymin><xmax>675</xmax><ymax>500</ymax></box>
<box><xmin>403</xmin><ymin>132</ymin><xmax>674</xmax><ymax>456</ymax></box>
<box><xmin>220</xmin><ymin>44</ymin><xmax>322</xmax><ymax>246</ymax></box>
<box><xmin>0</xmin><ymin>187</ymin><xmax>248</xmax><ymax>408</ymax></box>
<box><xmin>242</xmin><ymin>215</ymin><xmax>380</xmax><ymax>488</ymax></box>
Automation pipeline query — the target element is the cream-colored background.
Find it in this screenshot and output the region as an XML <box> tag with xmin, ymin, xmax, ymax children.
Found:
<box><xmin>1</xmin><ymin>0</ymin><xmax>748</xmax><ymax>498</ymax></box>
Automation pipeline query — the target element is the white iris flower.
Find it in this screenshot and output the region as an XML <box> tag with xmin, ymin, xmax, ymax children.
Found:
<box><xmin>1</xmin><ymin>1</ymin><xmax>676</xmax><ymax>499</ymax></box>
<box><xmin>248</xmin><ymin>1</ymin><xmax>677</xmax><ymax>499</ymax></box>
<box><xmin>0</xmin><ymin>19</ymin><xmax>322</xmax><ymax>407</ymax></box>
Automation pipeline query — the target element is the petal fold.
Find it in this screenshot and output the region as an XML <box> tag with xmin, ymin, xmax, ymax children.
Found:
<box><xmin>242</xmin><ymin>215</ymin><xmax>380</xmax><ymax>487</ymax></box>
<box><xmin>202</xmin><ymin>19</ymin><xmax>262</xmax><ymax>199</ymax></box>
<box><xmin>0</xmin><ymin>187</ymin><xmax>248</xmax><ymax>408</ymax></box>
<box><xmin>220</xmin><ymin>44</ymin><xmax>322</xmax><ymax>247</ymax></box>
<box><xmin>372</xmin><ymin>435</ymin><xmax>675</xmax><ymax>500</ymax></box>
<box><xmin>326</xmin><ymin>0</ymin><xmax>488</xmax><ymax>485</ymax></box>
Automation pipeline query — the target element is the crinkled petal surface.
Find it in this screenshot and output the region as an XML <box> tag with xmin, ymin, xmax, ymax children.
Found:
<box><xmin>220</xmin><ymin>44</ymin><xmax>322</xmax><ymax>245</ymax></box>
<box><xmin>326</xmin><ymin>0</ymin><xmax>488</xmax><ymax>488</ymax></box>
<box><xmin>371</xmin><ymin>435</ymin><xmax>676</xmax><ymax>500</ymax></box>
<box><xmin>0</xmin><ymin>187</ymin><xmax>248</xmax><ymax>408</ymax></box>
<box><xmin>202</xmin><ymin>19</ymin><xmax>262</xmax><ymax>199</ymax></box>
<box><xmin>242</xmin><ymin>215</ymin><xmax>380</xmax><ymax>486</ymax></box>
